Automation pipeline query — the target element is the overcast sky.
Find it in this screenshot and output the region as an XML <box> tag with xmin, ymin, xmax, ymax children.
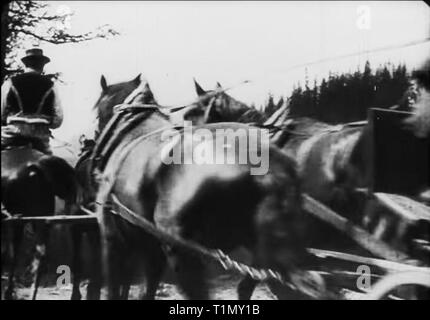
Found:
<box><xmin>19</xmin><ymin>1</ymin><xmax>430</xmax><ymax>143</ymax></box>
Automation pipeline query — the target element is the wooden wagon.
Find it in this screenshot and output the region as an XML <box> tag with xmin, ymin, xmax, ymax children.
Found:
<box><xmin>302</xmin><ymin>108</ymin><xmax>430</xmax><ymax>299</ymax></box>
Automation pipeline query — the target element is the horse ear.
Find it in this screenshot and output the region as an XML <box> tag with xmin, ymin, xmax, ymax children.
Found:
<box><xmin>133</xmin><ymin>74</ymin><xmax>142</xmax><ymax>85</ymax></box>
<box><xmin>194</xmin><ymin>78</ymin><xmax>206</xmax><ymax>96</ymax></box>
<box><xmin>79</xmin><ymin>134</ymin><xmax>86</xmax><ymax>145</ymax></box>
<box><xmin>216</xmin><ymin>82</ymin><xmax>223</xmax><ymax>89</ymax></box>
<box><xmin>143</xmin><ymin>82</ymin><xmax>152</xmax><ymax>94</ymax></box>
<box><xmin>100</xmin><ymin>75</ymin><xmax>108</xmax><ymax>92</ymax></box>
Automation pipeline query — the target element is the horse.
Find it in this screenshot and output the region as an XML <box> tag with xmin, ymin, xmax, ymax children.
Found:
<box><xmin>184</xmin><ymin>80</ymin><xmax>372</xmax><ymax>222</ymax></box>
<box><xmin>185</xmin><ymin>76</ymin><xmax>430</xmax><ymax>201</ymax></box>
<box><xmin>182</xmin><ymin>79</ymin><xmax>430</xmax><ymax>254</ymax></box>
<box><xmin>186</xmin><ymin>80</ymin><xmax>268</xmax><ymax>125</ymax></box>
<box><xmin>1</xmin><ymin>136</ymin><xmax>80</xmax><ymax>300</ymax></box>
<box><xmin>90</xmin><ymin>74</ymin><xmax>327</xmax><ymax>300</ymax></box>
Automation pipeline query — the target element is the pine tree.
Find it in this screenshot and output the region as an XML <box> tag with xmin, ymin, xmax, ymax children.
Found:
<box><xmin>287</xmin><ymin>61</ymin><xmax>411</xmax><ymax>123</ymax></box>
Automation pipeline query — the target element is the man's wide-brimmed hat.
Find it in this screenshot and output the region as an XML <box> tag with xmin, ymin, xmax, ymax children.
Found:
<box><xmin>21</xmin><ymin>48</ymin><xmax>51</xmax><ymax>66</ymax></box>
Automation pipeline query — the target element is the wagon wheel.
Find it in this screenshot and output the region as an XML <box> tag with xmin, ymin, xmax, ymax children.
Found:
<box><xmin>360</xmin><ymin>271</ymin><xmax>430</xmax><ymax>300</ymax></box>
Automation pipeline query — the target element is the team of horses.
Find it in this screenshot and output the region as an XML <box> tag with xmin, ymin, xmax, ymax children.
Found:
<box><xmin>1</xmin><ymin>73</ymin><xmax>428</xmax><ymax>300</ymax></box>
<box><xmin>185</xmin><ymin>80</ymin><xmax>373</xmax><ymax>223</ymax></box>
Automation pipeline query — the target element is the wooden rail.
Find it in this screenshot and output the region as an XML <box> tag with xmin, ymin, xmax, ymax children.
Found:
<box><xmin>309</xmin><ymin>248</ymin><xmax>430</xmax><ymax>273</ymax></box>
<box><xmin>2</xmin><ymin>215</ymin><xmax>98</xmax><ymax>224</ymax></box>
<box><xmin>360</xmin><ymin>271</ymin><xmax>430</xmax><ymax>300</ymax></box>
<box><xmin>373</xmin><ymin>192</ymin><xmax>430</xmax><ymax>222</ymax></box>
<box><xmin>303</xmin><ymin>194</ymin><xmax>415</xmax><ymax>264</ymax></box>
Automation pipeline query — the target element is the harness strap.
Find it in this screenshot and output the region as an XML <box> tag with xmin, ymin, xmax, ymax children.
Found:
<box><xmin>9</xmin><ymin>84</ymin><xmax>24</xmax><ymax>113</ymax></box>
<box><xmin>101</xmin><ymin>125</ymin><xmax>174</xmax><ymax>187</ymax></box>
<box><xmin>36</xmin><ymin>87</ymin><xmax>54</xmax><ymax>114</ymax></box>
<box><xmin>96</xmin><ymin>110</ymin><xmax>155</xmax><ymax>173</ymax></box>
<box><xmin>91</xmin><ymin>109</ymin><xmax>126</xmax><ymax>173</ymax></box>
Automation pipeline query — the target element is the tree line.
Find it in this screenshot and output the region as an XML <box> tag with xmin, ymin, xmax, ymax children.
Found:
<box><xmin>265</xmin><ymin>61</ymin><xmax>412</xmax><ymax>124</ymax></box>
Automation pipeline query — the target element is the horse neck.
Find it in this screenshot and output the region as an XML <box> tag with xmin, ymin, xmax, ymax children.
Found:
<box><xmin>237</xmin><ymin>108</ymin><xmax>266</xmax><ymax>124</ymax></box>
<box><xmin>221</xmin><ymin>95</ymin><xmax>265</xmax><ymax>124</ymax></box>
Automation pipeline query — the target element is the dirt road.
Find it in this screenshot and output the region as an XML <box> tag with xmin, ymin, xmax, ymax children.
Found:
<box><xmin>2</xmin><ymin>273</ymin><xmax>277</xmax><ymax>300</ymax></box>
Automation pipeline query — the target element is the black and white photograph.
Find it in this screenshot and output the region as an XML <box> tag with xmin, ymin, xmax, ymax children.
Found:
<box><xmin>1</xmin><ymin>0</ymin><xmax>429</xmax><ymax>303</ymax></box>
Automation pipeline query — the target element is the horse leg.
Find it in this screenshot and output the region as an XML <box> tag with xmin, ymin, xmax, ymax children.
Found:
<box><xmin>119</xmin><ymin>283</ymin><xmax>131</xmax><ymax>300</ymax></box>
<box><xmin>86</xmin><ymin>224</ymin><xmax>102</xmax><ymax>300</ymax></box>
<box><xmin>138</xmin><ymin>245</ymin><xmax>166</xmax><ymax>300</ymax></box>
<box><xmin>30</xmin><ymin>223</ymin><xmax>50</xmax><ymax>300</ymax></box>
<box><xmin>105</xmin><ymin>241</ymin><xmax>122</xmax><ymax>300</ymax></box>
<box><xmin>168</xmin><ymin>248</ymin><xmax>209</xmax><ymax>300</ymax></box>
<box><xmin>102</xmin><ymin>228</ymin><xmax>122</xmax><ymax>300</ymax></box>
<box><xmin>119</xmin><ymin>258</ymin><xmax>132</xmax><ymax>300</ymax></box>
<box><xmin>238</xmin><ymin>275</ymin><xmax>259</xmax><ymax>300</ymax></box>
<box><xmin>4</xmin><ymin>224</ymin><xmax>24</xmax><ymax>300</ymax></box>
<box><xmin>70</xmin><ymin>224</ymin><xmax>83</xmax><ymax>300</ymax></box>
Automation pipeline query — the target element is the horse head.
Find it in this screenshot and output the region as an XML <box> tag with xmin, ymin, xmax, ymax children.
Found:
<box><xmin>184</xmin><ymin>79</ymin><xmax>265</xmax><ymax>124</ymax></box>
<box><xmin>94</xmin><ymin>74</ymin><xmax>143</xmax><ymax>131</ymax></box>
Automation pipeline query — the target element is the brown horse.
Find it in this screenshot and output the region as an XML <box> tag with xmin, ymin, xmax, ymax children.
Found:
<box><xmin>184</xmin><ymin>81</ymin><xmax>372</xmax><ymax>223</ymax></box>
<box><xmin>91</xmin><ymin>74</ymin><xmax>326</xmax><ymax>300</ymax></box>
<box><xmin>186</xmin><ymin>80</ymin><xmax>268</xmax><ymax>125</ymax></box>
<box><xmin>1</xmin><ymin>142</ymin><xmax>79</xmax><ymax>300</ymax></box>
<box><xmin>184</xmin><ymin>78</ymin><xmax>430</xmax><ymax>213</ymax></box>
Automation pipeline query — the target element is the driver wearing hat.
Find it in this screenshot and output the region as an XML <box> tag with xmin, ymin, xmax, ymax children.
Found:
<box><xmin>1</xmin><ymin>48</ymin><xmax>63</xmax><ymax>154</ymax></box>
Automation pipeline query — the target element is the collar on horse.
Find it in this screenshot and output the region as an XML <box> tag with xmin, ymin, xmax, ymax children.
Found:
<box><xmin>90</xmin><ymin>103</ymin><xmax>161</xmax><ymax>179</ymax></box>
